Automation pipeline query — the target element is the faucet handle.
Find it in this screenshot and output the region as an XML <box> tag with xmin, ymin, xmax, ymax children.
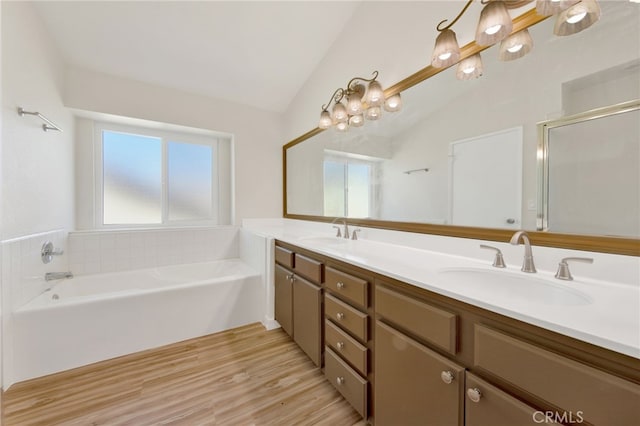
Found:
<box><xmin>41</xmin><ymin>241</ymin><xmax>64</xmax><ymax>264</ymax></box>
<box><xmin>555</xmin><ymin>257</ymin><xmax>594</xmax><ymax>281</ymax></box>
<box><xmin>332</xmin><ymin>226</ymin><xmax>342</xmax><ymax>238</ymax></box>
<box><xmin>480</xmin><ymin>245</ymin><xmax>506</xmax><ymax>268</ymax></box>
<box><xmin>351</xmin><ymin>229</ymin><xmax>361</xmax><ymax>240</ymax></box>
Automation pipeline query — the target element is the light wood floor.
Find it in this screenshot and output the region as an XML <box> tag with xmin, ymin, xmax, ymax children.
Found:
<box><xmin>3</xmin><ymin>323</ymin><xmax>365</xmax><ymax>425</ymax></box>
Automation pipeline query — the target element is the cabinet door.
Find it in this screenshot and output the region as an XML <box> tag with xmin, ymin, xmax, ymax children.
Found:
<box><xmin>465</xmin><ymin>372</ymin><xmax>558</xmax><ymax>426</ymax></box>
<box><xmin>274</xmin><ymin>264</ymin><xmax>293</xmax><ymax>337</ymax></box>
<box><xmin>374</xmin><ymin>321</ymin><xmax>464</xmax><ymax>426</ymax></box>
<box><xmin>293</xmin><ymin>275</ymin><xmax>322</xmax><ymax>366</ymax></box>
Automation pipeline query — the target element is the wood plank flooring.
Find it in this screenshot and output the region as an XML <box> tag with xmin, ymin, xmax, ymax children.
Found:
<box><xmin>3</xmin><ymin>323</ymin><xmax>365</xmax><ymax>425</ymax></box>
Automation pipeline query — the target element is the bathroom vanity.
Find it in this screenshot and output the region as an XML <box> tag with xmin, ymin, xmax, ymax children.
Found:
<box><xmin>272</xmin><ymin>238</ymin><xmax>640</xmax><ymax>425</ymax></box>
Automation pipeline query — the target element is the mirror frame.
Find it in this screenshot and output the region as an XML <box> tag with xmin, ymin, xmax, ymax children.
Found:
<box><xmin>283</xmin><ymin>9</ymin><xmax>640</xmax><ymax>257</ymax></box>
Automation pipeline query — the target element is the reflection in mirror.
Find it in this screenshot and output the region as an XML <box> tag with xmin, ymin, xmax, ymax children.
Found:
<box><xmin>286</xmin><ymin>1</ymin><xmax>639</xmax><ymax>240</ymax></box>
<box><xmin>539</xmin><ymin>101</ymin><xmax>640</xmax><ymax>237</ymax></box>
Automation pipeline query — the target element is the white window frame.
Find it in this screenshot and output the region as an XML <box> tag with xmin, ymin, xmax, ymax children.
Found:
<box><xmin>94</xmin><ymin>122</ymin><xmax>221</xmax><ymax>229</ymax></box>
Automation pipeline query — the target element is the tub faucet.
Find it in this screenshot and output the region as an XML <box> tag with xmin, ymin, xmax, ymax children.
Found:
<box><xmin>510</xmin><ymin>231</ymin><xmax>536</xmax><ymax>273</ymax></box>
<box><xmin>45</xmin><ymin>272</ymin><xmax>73</xmax><ymax>281</ymax></box>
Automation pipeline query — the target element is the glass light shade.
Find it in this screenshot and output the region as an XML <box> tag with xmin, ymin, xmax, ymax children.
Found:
<box><xmin>499</xmin><ymin>29</ymin><xmax>533</xmax><ymax>61</ymax></box>
<box><xmin>336</xmin><ymin>121</ymin><xmax>349</xmax><ymax>132</ymax></box>
<box><xmin>384</xmin><ymin>93</ymin><xmax>402</xmax><ymax>112</ymax></box>
<box><xmin>365</xmin><ymin>106</ymin><xmax>382</xmax><ymax>121</ymax></box>
<box><xmin>554</xmin><ymin>0</ymin><xmax>601</xmax><ymax>36</ymax></box>
<box><xmin>346</xmin><ymin>86</ymin><xmax>364</xmax><ymax>115</ymax></box>
<box><xmin>431</xmin><ymin>29</ymin><xmax>461</xmax><ymax>68</ymax></box>
<box><xmin>536</xmin><ymin>0</ymin><xmax>579</xmax><ymax>16</ymax></box>
<box><xmin>332</xmin><ymin>101</ymin><xmax>348</xmax><ymax>123</ymax></box>
<box><xmin>349</xmin><ymin>114</ymin><xmax>365</xmax><ymax>127</ymax></box>
<box><xmin>475</xmin><ymin>1</ymin><xmax>513</xmax><ymax>46</ymax></box>
<box><xmin>456</xmin><ymin>53</ymin><xmax>483</xmax><ymax>80</ymax></box>
<box><xmin>365</xmin><ymin>80</ymin><xmax>385</xmax><ymax>107</ymax></box>
<box><xmin>318</xmin><ymin>110</ymin><xmax>332</xmax><ymax>129</ymax></box>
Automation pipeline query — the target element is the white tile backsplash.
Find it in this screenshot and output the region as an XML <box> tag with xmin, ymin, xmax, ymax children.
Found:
<box><xmin>67</xmin><ymin>227</ymin><xmax>239</xmax><ymax>276</ymax></box>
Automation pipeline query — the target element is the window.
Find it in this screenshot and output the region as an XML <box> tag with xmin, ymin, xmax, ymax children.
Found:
<box><xmin>323</xmin><ymin>152</ymin><xmax>379</xmax><ymax>218</ymax></box>
<box><xmin>96</xmin><ymin>122</ymin><xmax>229</xmax><ymax>227</ymax></box>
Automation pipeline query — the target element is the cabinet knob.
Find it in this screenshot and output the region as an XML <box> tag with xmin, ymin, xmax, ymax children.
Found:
<box><xmin>467</xmin><ymin>388</ymin><xmax>482</xmax><ymax>403</ymax></box>
<box><xmin>440</xmin><ymin>370</ymin><xmax>454</xmax><ymax>384</ymax></box>
<box><xmin>336</xmin><ymin>312</ymin><xmax>345</xmax><ymax>321</ymax></box>
<box><xmin>336</xmin><ymin>342</ymin><xmax>345</xmax><ymax>350</ymax></box>
<box><xmin>336</xmin><ymin>376</ymin><xmax>345</xmax><ymax>386</ymax></box>
<box><xmin>336</xmin><ymin>281</ymin><xmax>345</xmax><ymax>289</ymax></box>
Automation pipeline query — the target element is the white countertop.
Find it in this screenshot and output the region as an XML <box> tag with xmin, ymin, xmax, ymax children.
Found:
<box><xmin>245</xmin><ymin>223</ymin><xmax>640</xmax><ymax>360</ymax></box>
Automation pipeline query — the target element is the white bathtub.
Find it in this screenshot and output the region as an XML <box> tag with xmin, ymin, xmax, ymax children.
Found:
<box><xmin>10</xmin><ymin>259</ymin><xmax>264</xmax><ymax>384</ymax></box>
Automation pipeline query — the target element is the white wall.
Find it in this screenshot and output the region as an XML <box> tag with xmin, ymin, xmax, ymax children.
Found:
<box><xmin>1</xmin><ymin>1</ymin><xmax>75</xmax><ymax>392</ymax></box>
<box><xmin>1</xmin><ymin>2</ymin><xmax>75</xmax><ymax>239</ymax></box>
<box><xmin>64</xmin><ymin>66</ymin><xmax>283</xmax><ymax>225</ymax></box>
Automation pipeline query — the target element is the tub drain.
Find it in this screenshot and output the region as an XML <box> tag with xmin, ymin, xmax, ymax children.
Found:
<box><xmin>52</xmin><ymin>294</ymin><xmax>60</xmax><ymax>300</ymax></box>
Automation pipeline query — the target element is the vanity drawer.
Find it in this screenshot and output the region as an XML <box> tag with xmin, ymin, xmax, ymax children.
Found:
<box><xmin>325</xmin><ymin>347</ymin><xmax>368</xmax><ymax>419</ymax></box>
<box><xmin>375</xmin><ymin>285</ymin><xmax>457</xmax><ymax>354</ymax></box>
<box><xmin>325</xmin><ymin>319</ymin><xmax>367</xmax><ymax>376</ymax></box>
<box><xmin>293</xmin><ymin>254</ymin><xmax>323</xmax><ymax>284</ymax></box>
<box><xmin>325</xmin><ymin>266</ymin><xmax>368</xmax><ymax>308</ymax></box>
<box><xmin>275</xmin><ymin>246</ymin><xmax>294</xmax><ymax>269</ymax></box>
<box><xmin>325</xmin><ymin>293</ymin><xmax>368</xmax><ymax>342</ymax></box>
<box><xmin>474</xmin><ymin>325</ymin><xmax>640</xmax><ymax>426</ymax></box>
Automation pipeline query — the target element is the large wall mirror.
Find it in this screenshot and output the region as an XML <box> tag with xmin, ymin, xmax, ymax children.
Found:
<box><xmin>284</xmin><ymin>2</ymin><xmax>640</xmax><ymax>256</ymax></box>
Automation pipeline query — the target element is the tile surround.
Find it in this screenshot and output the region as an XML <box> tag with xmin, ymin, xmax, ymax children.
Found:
<box><xmin>67</xmin><ymin>227</ymin><xmax>239</xmax><ymax>276</ymax></box>
<box><xmin>1</xmin><ymin>230</ymin><xmax>67</xmax><ymax>310</ymax></box>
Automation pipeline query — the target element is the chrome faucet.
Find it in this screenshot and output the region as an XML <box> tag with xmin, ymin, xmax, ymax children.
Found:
<box><xmin>510</xmin><ymin>231</ymin><xmax>536</xmax><ymax>273</ymax></box>
<box><xmin>45</xmin><ymin>272</ymin><xmax>73</xmax><ymax>281</ymax></box>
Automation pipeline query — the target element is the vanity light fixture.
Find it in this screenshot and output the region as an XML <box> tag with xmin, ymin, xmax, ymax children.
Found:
<box><xmin>499</xmin><ymin>28</ymin><xmax>534</xmax><ymax>61</ymax></box>
<box><xmin>554</xmin><ymin>0</ymin><xmax>601</xmax><ymax>36</ymax></box>
<box><xmin>318</xmin><ymin>71</ymin><xmax>402</xmax><ymax>131</ymax></box>
<box><xmin>384</xmin><ymin>93</ymin><xmax>403</xmax><ymax>112</ymax></box>
<box><xmin>429</xmin><ymin>0</ymin><xmax>601</xmax><ymax>80</ymax></box>
<box><xmin>456</xmin><ymin>53</ymin><xmax>484</xmax><ymax>80</ymax></box>
<box><xmin>475</xmin><ymin>0</ymin><xmax>513</xmax><ymax>46</ymax></box>
<box><xmin>431</xmin><ymin>28</ymin><xmax>462</xmax><ymax>68</ymax></box>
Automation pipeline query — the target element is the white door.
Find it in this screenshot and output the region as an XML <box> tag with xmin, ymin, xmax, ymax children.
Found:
<box><xmin>448</xmin><ymin>127</ymin><xmax>523</xmax><ymax>229</ymax></box>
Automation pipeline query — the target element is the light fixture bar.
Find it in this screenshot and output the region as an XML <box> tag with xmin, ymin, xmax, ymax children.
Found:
<box><xmin>317</xmin><ymin>71</ymin><xmax>401</xmax><ymax>131</ymax></box>
<box><xmin>385</xmin><ymin>7</ymin><xmax>548</xmax><ymax>96</ymax></box>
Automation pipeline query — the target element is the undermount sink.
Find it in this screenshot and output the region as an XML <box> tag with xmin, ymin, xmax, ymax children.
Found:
<box><xmin>298</xmin><ymin>236</ymin><xmax>349</xmax><ymax>245</ymax></box>
<box><xmin>436</xmin><ymin>268</ymin><xmax>592</xmax><ymax>306</ymax></box>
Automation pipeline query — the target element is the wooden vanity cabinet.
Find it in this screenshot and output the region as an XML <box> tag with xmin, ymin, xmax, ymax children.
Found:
<box><xmin>465</xmin><ymin>372</ymin><xmax>556</xmax><ymax>426</ymax></box>
<box><xmin>275</xmin><ymin>241</ymin><xmax>640</xmax><ymax>425</ymax></box>
<box><xmin>473</xmin><ymin>324</ymin><xmax>640</xmax><ymax>425</ymax></box>
<box><xmin>375</xmin><ymin>320</ymin><xmax>465</xmax><ymax>426</ymax></box>
<box><xmin>292</xmin><ymin>274</ymin><xmax>321</xmax><ymax>366</ymax></box>
<box><xmin>274</xmin><ymin>263</ymin><xmax>293</xmax><ymax>336</ymax></box>
<box><xmin>374</xmin><ymin>279</ymin><xmax>640</xmax><ymax>426</ymax></box>
<box><xmin>274</xmin><ymin>244</ymin><xmax>323</xmax><ymax>366</ymax></box>
<box><xmin>323</xmin><ymin>263</ymin><xmax>373</xmax><ymax>420</ymax></box>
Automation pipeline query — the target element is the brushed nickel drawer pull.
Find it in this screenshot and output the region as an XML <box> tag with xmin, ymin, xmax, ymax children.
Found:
<box><xmin>336</xmin><ymin>376</ymin><xmax>345</xmax><ymax>386</ymax></box>
<box><xmin>440</xmin><ymin>370</ymin><xmax>454</xmax><ymax>384</ymax></box>
<box><xmin>336</xmin><ymin>281</ymin><xmax>345</xmax><ymax>289</ymax></box>
<box><xmin>336</xmin><ymin>341</ymin><xmax>345</xmax><ymax>350</ymax></box>
<box><xmin>467</xmin><ymin>388</ymin><xmax>482</xmax><ymax>403</ymax></box>
<box><xmin>336</xmin><ymin>312</ymin><xmax>345</xmax><ymax>321</ymax></box>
